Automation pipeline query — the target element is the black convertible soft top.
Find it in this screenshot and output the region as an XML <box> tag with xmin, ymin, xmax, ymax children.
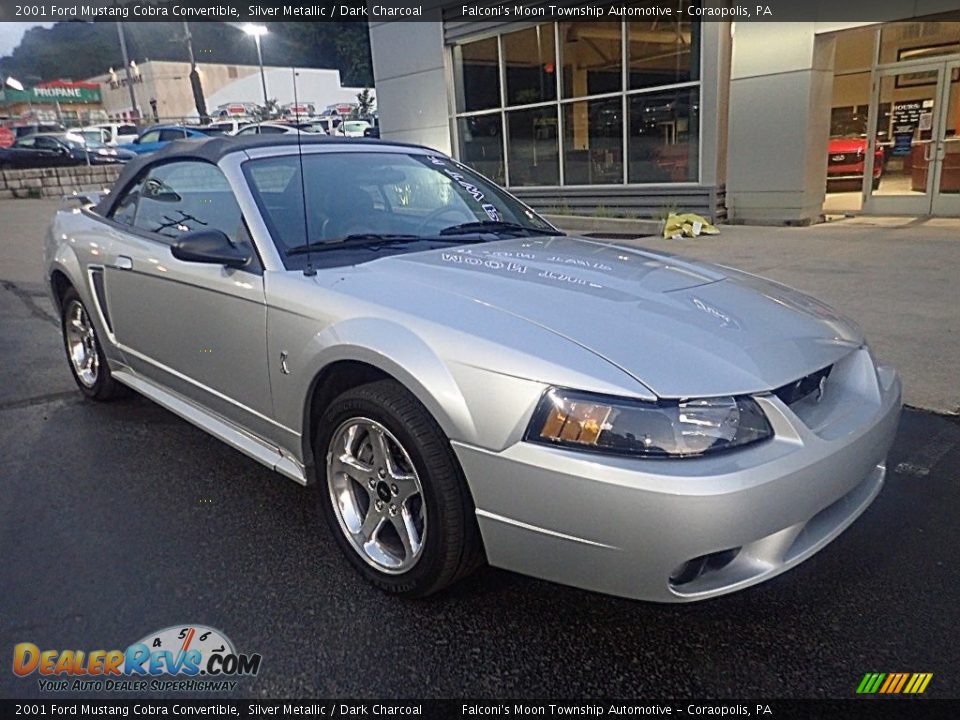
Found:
<box><xmin>93</xmin><ymin>135</ymin><xmax>430</xmax><ymax>216</ymax></box>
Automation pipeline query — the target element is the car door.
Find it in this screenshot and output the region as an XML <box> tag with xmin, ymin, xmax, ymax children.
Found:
<box><xmin>13</xmin><ymin>137</ymin><xmax>64</xmax><ymax>168</ymax></box>
<box><xmin>100</xmin><ymin>159</ymin><xmax>276</xmax><ymax>441</ymax></box>
<box><xmin>34</xmin><ymin>136</ymin><xmax>78</xmax><ymax>165</ymax></box>
<box><xmin>130</xmin><ymin>129</ymin><xmax>162</xmax><ymax>154</ymax></box>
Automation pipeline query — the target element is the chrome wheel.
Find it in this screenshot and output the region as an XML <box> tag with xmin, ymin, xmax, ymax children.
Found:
<box><xmin>326</xmin><ymin>418</ymin><xmax>426</xmax><ymax>574</ymax></box>
<box><xmin>64</xmin><ymin>299</ymin><xmax>99</xmax><ymax>388</ymax></box>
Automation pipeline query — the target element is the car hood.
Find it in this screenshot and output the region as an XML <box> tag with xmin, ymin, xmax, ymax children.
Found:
<box><xmin>349</xmin><ymin>236</ymin><xmax>863</xmax><ymax>398</ymax></box>
<box><xmin>829</xmin><ymin>138</ymin><xmax>868</xmax><ymax>153</ymax></box>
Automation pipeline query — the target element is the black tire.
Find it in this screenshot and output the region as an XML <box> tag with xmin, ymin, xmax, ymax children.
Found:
<box><xmin>315</xmin><ymin>379</ymin><xmax>484</xmax><ymax>596</ymax></box>
<box><xmin>60</xmin><ymin>287</ymin><xmax>126</xmax><ymax>401</ymax></box>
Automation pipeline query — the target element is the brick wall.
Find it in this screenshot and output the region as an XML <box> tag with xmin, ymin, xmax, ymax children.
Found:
<box><xmin>0</xmin><ymin>165</ymin><xmax>123</xmax><ymax>199</ymax></box>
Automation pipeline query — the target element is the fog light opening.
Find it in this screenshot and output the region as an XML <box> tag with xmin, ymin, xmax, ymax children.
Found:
<box><xmin>669</xmin><ymin>547</ymin><xmax>742</xmax><ymax>587</ymax></box>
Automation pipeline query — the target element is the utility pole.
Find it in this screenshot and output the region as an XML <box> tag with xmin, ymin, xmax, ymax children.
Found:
<box><xmin>116</xmin><ymin>22</ymin><xmax>140</xmax><ymax>121</ymax></box>
<box><xmin>183</xmin><ymin>21</ymin><xmax>208</xmax><ymax>122</ymax></box>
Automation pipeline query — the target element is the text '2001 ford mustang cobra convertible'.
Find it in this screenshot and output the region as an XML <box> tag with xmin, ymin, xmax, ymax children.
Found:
<box><xmin>46</xmin><ymin>136</ymin><xmax>901</xmax><ymax>602</ymax></box>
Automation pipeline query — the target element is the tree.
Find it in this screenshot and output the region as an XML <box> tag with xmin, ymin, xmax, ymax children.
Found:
<box><xmin>251</xmin><ymin>99</ymin><xmax>281</xmax><ymax>122</ymax></box>
<box><xmin>355</xmin><ymin>88</ymin><xmax>375</xmax><ymax>118</ymax></box>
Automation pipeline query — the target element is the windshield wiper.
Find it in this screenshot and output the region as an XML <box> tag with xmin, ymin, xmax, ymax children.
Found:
<box><xmin>284</xmin><ymin>233</ymin><xmax>487</xmax><ymax>256</ymax></box>
<box><xmin>438</xmin><ymin>220</ymin><xmax>561</xmax><ymax>237</ymax></box>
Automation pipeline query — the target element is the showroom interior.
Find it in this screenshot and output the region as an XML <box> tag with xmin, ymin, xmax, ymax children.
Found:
<box><xmin>369</xmin><ymin>6</ymin><xmax>960</xmax><ymax>224</ymax></box>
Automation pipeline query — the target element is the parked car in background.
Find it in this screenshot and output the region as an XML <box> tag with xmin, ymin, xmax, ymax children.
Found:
<box><xmin>83</xmin><ymin>123</ymin><xmax>139</xmax><ymax>147</ymax></box>
<box><xmin>12</xmin><ymin>122</ymin><xmax>65</xmax><ymax>141</ymax></box>
<box><xmin>336</xmin><ymin>120</ymin><xmax>372</xmax><ymax>138</ymax></box>
<box><xmin>206</xmin><ymin>119</ymin><xmax>252</xmax><ymax>135</ymax></box>
<box><xmin>0</xmin><ymin>132</ymin><xmax>134</xmax><ymax>169</ymax></box>
<box><xmin>312</xmin><ymin>116</ymin><xmax>344</xmax><ymax>136</ymax></box>
<box><xmin>232</xmin><ymin>122</ymin><xmax>321</xmax><ymax>137</ymax></box>
<box><xmin>827</xmin><ymin>136</ymin><xmax>884</xmax><ymax>189</ymax></box>
<box><xmin>125</xmin><ymin>125</ymin><xmax>216</xmax><ymax>155</ymax></box>
<box><xmin>45</xmin><ymin>136</ymin><xmax>901</xmax><ymax>602</ymax></box>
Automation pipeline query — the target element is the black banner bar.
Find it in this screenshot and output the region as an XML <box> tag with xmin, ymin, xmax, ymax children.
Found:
<box><xmin>1</xmin><ymin>0</ymin><xmax>959</xmax><ymax>23</ymax></box>
<box><xmin>2</xmin><ymin>700</ymin><xmax>960</xmax><ymax>719</ymax></box>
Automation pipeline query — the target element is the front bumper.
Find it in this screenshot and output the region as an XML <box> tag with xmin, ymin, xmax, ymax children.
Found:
<box><xmin>454</xmin><ymin>349</ymin><xmax>901</xmax><ymax>602</ymax></box>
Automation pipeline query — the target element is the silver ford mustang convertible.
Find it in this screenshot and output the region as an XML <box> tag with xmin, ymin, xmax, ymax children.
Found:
<box><xmin>46</xmin><ymin>137</ymin><xmax>901</xmax><ymax>602</ymax></box>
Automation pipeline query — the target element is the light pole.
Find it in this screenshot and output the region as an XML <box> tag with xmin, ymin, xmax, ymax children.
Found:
<box><xmin>4</xmin><ymin>75</ymin><xmax>34</xmax><ymax>116</ymax></box>
<box><xmin>116</xmin><ymin>22</ymin><xmax>140</xmax><ymax>121</ymax></box>
<box><xmin>243</xmin><ymin>25</ymin><xmax>269</xmax><ymax>109</ymax></box>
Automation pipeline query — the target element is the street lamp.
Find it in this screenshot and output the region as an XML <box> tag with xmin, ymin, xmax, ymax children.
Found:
<box><xmin>243</xmin><ymin>24</ymin><xmax>269</xmax><ymax>108</ymax></box>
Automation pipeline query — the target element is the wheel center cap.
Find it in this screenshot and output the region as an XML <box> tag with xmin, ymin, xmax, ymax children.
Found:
<box><xmin>376</xmin><ymin>481</ymin><xmax>392</xmax><ymax>503</ymax></box>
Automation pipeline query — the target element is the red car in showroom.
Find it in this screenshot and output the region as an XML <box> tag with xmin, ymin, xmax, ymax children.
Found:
<box><xmin>827</xmin><ymin>136</ymin><xmax>884</xmax><ymax>189</ymax></box>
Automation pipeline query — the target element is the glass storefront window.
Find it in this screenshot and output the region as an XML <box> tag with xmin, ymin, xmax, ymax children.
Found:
<box><xmin>451</xmin><ymin>21</ymin><xmax>701</xmax><ymax>188</ymax></box>
<box><xmin>563</xmin><ymin>97</ymin><xmax>623</xmax><ymax>184</ymax></box>
<box><xmin>880</xmin><ymin>22</ymin><xmax>960</xmax><ymax>65</ymax></box>
<box><xmin>453</xmin><ymin>37</ymin><xmax>501</xmax><ymax>113</ymax></box>
<box><xmin>560</xmin><ymin>22</ymin><xmax>622</xmax><ymax>99</ymax></box>
<box><xmin>504</xmin><ymin>24</ymin><xmax>557</xmax><ymax>106</ymax></box>
<box><xmin>628</xmin><ymin>88</ymin><xmax>699</xmax><ymax>183</ymax></box>
<box><xmin>507</xmin><ymin>107</ymin><xmax>559</xmax><ymax>186</ymax></box>
<box><xmin>834</xmin><ymin>26</ymin><xmax>878</xmax><ymax>73</ymax></box>
<box><xmin>456</xmin><ymin>114</ymin><xmax>505</xmax><ymax>185</ymax></box>
<box><xmin>628</xmin><ymin>15</ymin><xmax>699</xmax><ymax>89</ymax></box>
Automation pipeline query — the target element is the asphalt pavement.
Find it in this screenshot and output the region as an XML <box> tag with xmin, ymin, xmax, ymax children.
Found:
<box><xmin>1</xmin><ymin>200</ymin><xmax>958</xmax><ymax>700</ymax></box>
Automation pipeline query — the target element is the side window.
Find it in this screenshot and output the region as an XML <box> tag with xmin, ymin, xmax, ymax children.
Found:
<box><xmin>118</xmin><ymin>125</ymin><xmax>138</xmax><ymax>137</ymax></box>
<box><xmin>159</xmin><ymin>129</ymin><xmax>187</xmax><ymax>142</ymax></box>
<box><xmin>15</xmin><ymin>137</ymin><xmax>35</xmax><ymax>148</ymax></box>
<box><xmin>139</xmin><ymin>130</ymin><xmax>160</xmax><ymax>144</ymax></box>
<box><xmin>237</xmin><ymin>126</ymin><xmax>259</xmax><ymax>135</ymax></box>
<box><xmin>111</xmin><ymin>161</ymin><xmax>243</xmax><ymax>245</ymax></box>
<box><xmin>109</xmin><ymin>177</ymin><xmax>144</xmax><ymax>227</ymax></box>
<box><xmin>258</xmin><ymin>125</ymin><xmax>286</xmax><ymax>134</ymax></box>
<box><xmin>34</xmin><ymin>136</ymin><xmax>60</xmax><ymax>151</ymax></box>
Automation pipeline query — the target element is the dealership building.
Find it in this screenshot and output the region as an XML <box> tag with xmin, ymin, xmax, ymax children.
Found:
<box><xmin>369</xmin><ymin>5</ymin><xmax>960</xmax><ymax>223</ymax></box>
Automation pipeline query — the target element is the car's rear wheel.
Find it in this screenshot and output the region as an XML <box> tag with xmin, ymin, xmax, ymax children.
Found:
<box><xmin>316</xmin><ymin>380</ymin><xmax>483</xmax><ymax>596</ymax></box>
<box><xmin>60</xmin><ymin>287</ymin><xmax>125</xmax><ymax>400</ymax></box>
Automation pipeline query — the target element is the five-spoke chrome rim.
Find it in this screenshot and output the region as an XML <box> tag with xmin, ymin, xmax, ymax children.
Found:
<box><xmin>326</xmin><ymin>418</ymin><xmax>426</xmax><ymax>574</ymax></box>
<box><xmin>64</xmin><ymin>299</ymin><xmax>99</xmax><ymax>388</ymax></box>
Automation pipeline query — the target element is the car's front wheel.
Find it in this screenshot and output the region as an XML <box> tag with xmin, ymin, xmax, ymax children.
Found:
<box><xmin>316</xmin><ymin>380</ymin><xmax>483</xmax><ymax>596</ymax></box>
<box><xmin>60</xmin><ymin>287</ymin><xmax>125</xmax><ymax>400</ymax></box>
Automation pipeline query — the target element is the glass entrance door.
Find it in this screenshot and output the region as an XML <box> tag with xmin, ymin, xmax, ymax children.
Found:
<box><xmin>931</xmin><ymin>60</ymin><xmax>960</xmax><ymax>215</ymax></box>
<box><xmin>864</xmin><ymin>61</ymin><xmax>960</xmax><ymax>215</ymax></box>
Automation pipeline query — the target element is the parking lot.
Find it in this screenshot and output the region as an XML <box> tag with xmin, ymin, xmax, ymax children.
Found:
<box><xmin>1</xmin><ymin>200</ymin><xmax>958</xmax><ymax>699</ymax></box>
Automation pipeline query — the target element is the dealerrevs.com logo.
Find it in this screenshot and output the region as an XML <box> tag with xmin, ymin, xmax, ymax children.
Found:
<box><xmin>13</xmin><ymin>625</ymin><xmax>262</xmax><ymax>692</ymax></box>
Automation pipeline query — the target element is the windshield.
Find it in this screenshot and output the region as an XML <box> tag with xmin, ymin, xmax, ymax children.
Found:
<box><xmin>67</xmin><ymin>132</ymin><xmax>107</xmax><ymax>147</ymax></box>
<box><xmin>244</xmin><ymin>151</ymin><xmax>556</xmax><ymax>269</ymax></box>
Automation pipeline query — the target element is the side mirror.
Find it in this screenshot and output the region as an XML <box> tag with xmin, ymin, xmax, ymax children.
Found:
<box><xmin>171</xmin><ymin>230</ymin><xmax>251</xmax><ymax>269</ymax></box>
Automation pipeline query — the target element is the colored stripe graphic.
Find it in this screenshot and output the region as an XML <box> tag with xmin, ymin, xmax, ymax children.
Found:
<box><xmin>857</xmin><ymin>672</ymin><xmax>932</xmax><ymax>694</ymax></box>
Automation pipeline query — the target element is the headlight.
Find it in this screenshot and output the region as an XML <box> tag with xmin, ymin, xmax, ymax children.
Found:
<box><xmin>525</xmin><ymin>388</ymin><xmax>773</xmax><ymax>458</ymax></box>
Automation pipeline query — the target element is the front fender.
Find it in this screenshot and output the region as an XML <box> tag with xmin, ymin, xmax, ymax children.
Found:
<box><xmin>304</xmin><ymin>316</ymin><xmax>480</xmax><ymax>446</ymax></box>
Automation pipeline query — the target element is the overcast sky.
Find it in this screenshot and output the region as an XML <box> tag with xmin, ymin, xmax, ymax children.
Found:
<box><xmin>0</xmin><ymin>22</ymin><xmax>53</xmax><ymax>58</ymax></box>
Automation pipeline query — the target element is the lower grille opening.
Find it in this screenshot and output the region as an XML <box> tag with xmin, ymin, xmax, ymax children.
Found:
<box><xmin>669</xmin><ymin>547</ymin><xmax>741</xmax><ymax>588</ymax></box>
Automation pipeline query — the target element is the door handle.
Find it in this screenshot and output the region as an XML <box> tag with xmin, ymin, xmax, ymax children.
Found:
<box><xmin>115</xmin><ymin>255</ymin><xmax>133</xmax><ymax>270</ymax></box>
